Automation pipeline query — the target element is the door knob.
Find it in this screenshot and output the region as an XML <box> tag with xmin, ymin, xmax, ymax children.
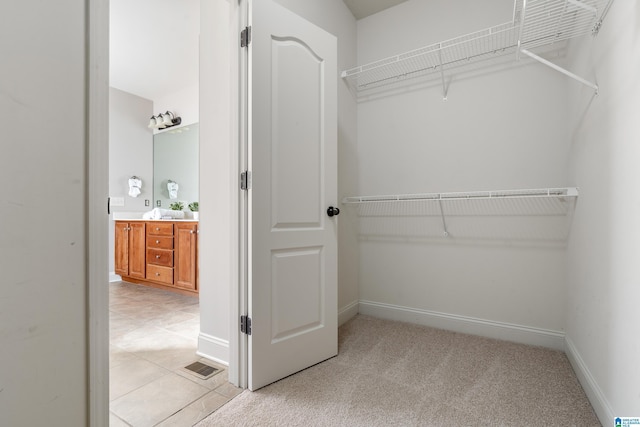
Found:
<box><xmin>327</xmin><ymin>206</ymin><xmax>340</xmax><ymax>217</ymax></box>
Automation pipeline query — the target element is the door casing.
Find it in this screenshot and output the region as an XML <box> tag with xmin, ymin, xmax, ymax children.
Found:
<box><xmin>88</xmin><ymin>1</ymin><xmax>245</xmax><ymax>425</ymax></box>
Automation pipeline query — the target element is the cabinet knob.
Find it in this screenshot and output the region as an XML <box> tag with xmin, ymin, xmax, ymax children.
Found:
<box><xmin>155</xmin><ymin>272</ymin><xmax>160</xmax><ymax>276</ymax></box>
<box><xmin>190</xmin><ymin>230</ymin><xmax>195</xmax><ymax>234</ymax></box>
<box><xmin>156</xmin><ymin>255</ymin><xmax>161</xmax><ymax>259</ymax></box>
<box><xmin>156</xmin><ymin>240</ymin><xmax>160</xmax><ymax>244</ymax></box>
<box><xmin>156</xmin><ymin>227</ymin><xmax>160</xmax><ymax>231</ymax></box>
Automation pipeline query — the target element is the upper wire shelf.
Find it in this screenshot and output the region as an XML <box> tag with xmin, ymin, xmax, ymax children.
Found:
<box><xmin>342</xmin><ymin>0</ymin><xmax>612</xmax><ymax>96</ymax></box>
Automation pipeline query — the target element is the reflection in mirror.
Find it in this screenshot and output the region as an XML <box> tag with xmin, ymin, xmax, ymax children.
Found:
<box><xmin>153</xmin><ymin>123</ymin><xmax>199</xmax><ymax>213</ymax></box>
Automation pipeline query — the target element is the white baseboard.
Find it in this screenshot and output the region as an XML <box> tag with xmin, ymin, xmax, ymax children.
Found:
<box><xmin>338</xmin><ymin>300</ymin><xmax>359</xmax><ymax>326</ymax></box>
<box><xmin>197</xmin><ymin>332</ymin><xmax>229</xmax><ymax>366</ymax></box>
<box><xmin>109</xmin><ymin>272</ymin><xmax>121</xmax><ymax>282</ymax></box>
<box><xmin>359</xmin><ymin>300</ymin><xmax>565</xmax><ymax>350</ymax></box>
<box><xmin>564</xmin><ymin>336</ymin><xmax>613</xmax><ymax>425</ymax></box>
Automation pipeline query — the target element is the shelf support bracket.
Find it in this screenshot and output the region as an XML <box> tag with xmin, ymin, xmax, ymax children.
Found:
<box><xmin>520</xmin><ymin>49</ymin><xmax>599</xmax><ymax>94</ymax></box>
<box><xmin>438</xmin><ymin>199</ymin><xmax>449</xmax><ymax>237</ymax></box>
<box><xmin>438</xmin><ymin>46</ymin><xmax>448</xmax><ymax>100</ymax></box>
<box><xmin>516</xmin><ymin>0</ymin><xmax>527</xmax><ymax>61</ymax></box>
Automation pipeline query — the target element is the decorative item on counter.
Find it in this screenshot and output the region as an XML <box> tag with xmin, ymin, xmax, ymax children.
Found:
<box><xmin>128</xmin><ymin>176</ymin><xmax>142</xmax><ymax>198</ymax></box>
<box><xmin>169</xmin><ymin>201</ymin><xmax>184</xmax><ymax>211</ymax></box>
<box><xmin>188</xmin><ymin>201</ymin><xmax>199</xmax><ymax>220</ymax></box>
<box><xmin>167</xmin><ymin>180</ymin><xmax>179</xmax><ymax>199</ymax></box>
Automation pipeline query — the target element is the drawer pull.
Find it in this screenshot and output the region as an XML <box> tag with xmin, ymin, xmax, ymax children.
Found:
<box><xmin>156</xmin><ymin>272</ymin><xmax>160</xmax><ymax>276</ymax></box>
<box><xmin>156</xmin><ymin>255</ymin><xmax>161</xmax><ymax>259</ymax></box>
<box><xmin>156</xmin><ymin>227</ymin><xmax>160</xmax><ymax>231</ymax></box>
<box><xmin>156</xmin><ymin>240</ymin><xmax>160</xmax><ymax>244</ymax></box>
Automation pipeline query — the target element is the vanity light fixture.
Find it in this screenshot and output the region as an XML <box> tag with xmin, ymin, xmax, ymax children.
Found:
<box><xmin>147</xmin><ymin>111</ymin><xmax>182</xmax><ymax>130</ymax></box>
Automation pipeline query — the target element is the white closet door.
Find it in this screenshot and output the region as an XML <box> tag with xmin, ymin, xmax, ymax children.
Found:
<box><xmin>248</xmin><ymin>0</ymin><xmax>338</xmax><ymax>391</ymax></box>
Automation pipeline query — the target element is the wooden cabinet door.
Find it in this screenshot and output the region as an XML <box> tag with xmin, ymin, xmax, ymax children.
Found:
<box><xmin>174</xmin><ymin>222</ymin><xmax>197</xmax><ymax>290</ymax></box>
<box><xmin>114</xmin><ymin>221</ymin><xmax>129</xmax><ymax>276</ymax></box>
<box><xmin>128</xmin><ymin>222</ymin><xmax>146</xmax><ymax>279</ymax></box>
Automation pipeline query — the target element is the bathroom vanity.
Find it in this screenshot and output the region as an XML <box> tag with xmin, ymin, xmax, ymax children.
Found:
<box><xmin>115</xmin><ymin>220</ymin><xmax>198</xmax><ymax>295</ymax></box>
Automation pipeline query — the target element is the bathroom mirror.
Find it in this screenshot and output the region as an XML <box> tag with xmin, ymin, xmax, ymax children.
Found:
<box><xmin>153</xmin><ymin>122</ymin><xmax>199</xmax><ymax>211</ymax></box>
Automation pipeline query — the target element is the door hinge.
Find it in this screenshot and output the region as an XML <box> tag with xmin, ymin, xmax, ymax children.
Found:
<box><xmin>241</xmin><ymin>26</ymin><xmax>251</xmax><ymax>48</ymax></box>
<box><xmin>240</xmin><ymin>315</ymin><xmax>252</xmax><ymax>335</ymax></box>
<box><xmin>240</xmin><ymin>171</ymin><xmax>251</xmax><ymax>190</ymax></box>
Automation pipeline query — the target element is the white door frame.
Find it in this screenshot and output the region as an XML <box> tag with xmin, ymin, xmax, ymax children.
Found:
<box><xmin>87</xmin><ymin>0</ymin><xmax>245</xmax><ymax>424</ymax></box>
<box><xmin>237</xmin><ymin>0</ymin><xmax>250</xmax><ymax>389</ymax></box>
<box><xmin>88</xmin><ymin>0</ymin><xmax>110</xmax><ymax>425</ymax></box>
<box><xmin>213</xmin><ymin>0</ymin><xmax>244</xmax><ymax>388</ymax></box>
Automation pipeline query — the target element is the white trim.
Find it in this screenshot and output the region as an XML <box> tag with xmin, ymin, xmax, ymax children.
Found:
<box><xmin>338</xmin><ymin>300</ymin><xmax>359</xmax><ymax>326</ymax></box>
<box><xmin>198</xmin><ymin>332</ymin><xmax>231</xmax><ymax>366</ymax></box>
<box><xmin>235</xmin><ymin>0</ymin><xmax>249</xmax><ymax>389</ymax></box>
<box><xmin>109</xmin><ymin>272</ymin><xmax>121</xmax><ymax>282</ymax></box>
<box><xmin>564</xmin><ymin>336</ymin><xmax>613</xmax><ymax>425</ymax></box>
<box><xmin>88</xmin><ymin>0</ymin><xmax>110</xmax><ymax>425</ymax></box>
<box><xmin>229</xmin><ymin>0</ymin><xmax>243</xmax><ymax>389</ymax></box>
<box><xmin>359</xmin><ymin>300</ymin><xmax>565</xmax><ymax>350</ymax></box>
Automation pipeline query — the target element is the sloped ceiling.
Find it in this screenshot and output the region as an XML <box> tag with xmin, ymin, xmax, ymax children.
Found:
<box><xmin>343</xmin><ymin>0</ymin><xmax>409</xmax><ymax>19</ymax></box>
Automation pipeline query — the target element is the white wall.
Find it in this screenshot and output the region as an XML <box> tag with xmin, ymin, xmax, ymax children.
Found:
<box><xmin>198</xmin><ymin>0</ymin><xmax>235</xmax><ymax>367</ymax></box>
<box><xmin>0</xmin><ymin>0</ymin><xmax>89</xmax><ymax>425</ymax></box>
<box><xmin>355</xmin><ymin>0</ymin><xmax>571</xmax><ymax>340</ymax></box>
<box><xmin>154</xmin><ymin>83</ymin><xmax>199</xmax><ymax>132</ymax></box>
<box><xmin>565</xmin><ymin>1</ymin><xmax>640</xmax><ymax>421</ymax></box>
<box><xmin>273</xmin><ymin>0</ymin><xmax>359</xmax><ymax>322</ymax></box>
<box><xmin>109</xmin><ymin>88</ymin><xmax>154</xmax><ymax>210</ymax></box>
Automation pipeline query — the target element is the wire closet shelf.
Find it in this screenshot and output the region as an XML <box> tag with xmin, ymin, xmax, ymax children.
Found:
<box><xmin>343</xmin><ymin>188</ymin><xmax>579</xmax><ymax>240</ymax></box>
<box><xmin>342</xmin><ymin>187</ymin><xmax>578</xmax><ymax>205</ymax></box>
<box><xmin>341</xmin><ymin>0</ymin><xmax>613</xmax><ymax>95</ymax></box>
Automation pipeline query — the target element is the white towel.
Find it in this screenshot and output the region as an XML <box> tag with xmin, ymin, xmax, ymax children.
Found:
<box><xmin>128</xmin><ymin>178</ymin><xmax>142</xmax><ymax>198</ymax></box>
<box><xmin>142</xmin><ymin>208</ymin><xmax>185</xmax><ymax>220</ymax></box>
<box><xmin>167</xmin><ymin>181</ymin><xmax>179</xmax><ymax>199</ymax></box>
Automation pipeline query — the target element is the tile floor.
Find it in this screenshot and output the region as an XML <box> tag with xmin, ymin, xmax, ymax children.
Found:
<box><xmin>109</xmin><ymin>281</ymin><xmax>242</xmax><ymax>426</ymax></box>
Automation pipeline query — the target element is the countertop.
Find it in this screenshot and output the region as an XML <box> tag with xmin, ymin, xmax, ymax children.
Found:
<box><xmin>111</xmin><ymin>212</ymin><xmax>198</xmax><ymax>221</ymax></box>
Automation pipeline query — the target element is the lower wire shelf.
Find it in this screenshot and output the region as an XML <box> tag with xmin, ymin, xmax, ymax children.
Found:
<box><xmin>342</xmin><ymin>187</ymin><xmax>578</xmax><ymax>242</ymax></box>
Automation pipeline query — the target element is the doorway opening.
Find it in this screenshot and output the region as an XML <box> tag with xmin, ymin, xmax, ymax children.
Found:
<box><xmin>107</xmin><ymin>0</ymin><xmax>241</xmax><ymax>424</ymax></box>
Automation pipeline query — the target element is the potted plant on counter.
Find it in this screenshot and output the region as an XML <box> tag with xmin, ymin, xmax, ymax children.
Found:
<box><xmin>169</xmin><ymin>201</ymin><xmax>184</xmax><ymax>211</ymax></box>
<box><xmin>188</xmin><ymin>201</ymin><xmax>199</xmax><ymax>220</ymax></box>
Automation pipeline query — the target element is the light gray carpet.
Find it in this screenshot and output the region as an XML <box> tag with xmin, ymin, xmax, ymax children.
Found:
<box><xmin>196</xmin><ymin>315</ymin><xmax>600</xmax><ymax>427</ymax></box>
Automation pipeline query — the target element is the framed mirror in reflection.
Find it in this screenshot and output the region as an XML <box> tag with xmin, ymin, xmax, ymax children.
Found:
<box><xmin>153</xmin><ymin>123</ymin><xmax>199</xmax><ymax>214</ymax></box>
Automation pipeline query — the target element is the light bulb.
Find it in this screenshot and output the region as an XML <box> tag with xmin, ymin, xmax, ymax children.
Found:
<box><xmin>155</xmin><ymin>114</ymin><xmax>166</xmax><ymax>129</ymax></box>
<box><xmin>162</xmin><ymin>111</ymin><xmax>174</xmax><ymax>126</ymax></box>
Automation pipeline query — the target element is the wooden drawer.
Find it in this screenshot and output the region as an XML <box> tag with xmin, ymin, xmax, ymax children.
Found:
<box><xmin>148</xmin><ymin>222</ymin><xmax>174</xmax><ymax>236</ymax></box>
<box><xmin>147</xmin><ymin>236</ymin><xmax>174</xmax><ymax>250</ymax></box>
<box><xmin>147</xmin><ymin>264</ymin><xmax>173</xmax><ymax>285</ymax></box>
<box><xmin>147</xmin><ymin>248</ymin><xmax>173</xmax><ymax>267</ymax></box>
